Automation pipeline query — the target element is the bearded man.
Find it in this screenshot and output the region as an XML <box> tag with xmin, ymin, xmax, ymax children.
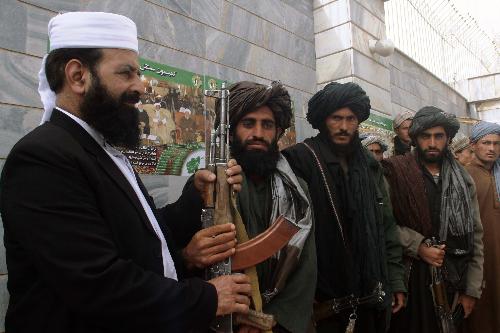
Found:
<box><xmin>183</xmin><ymin>81</ymin><xmax>316</xmax><ymax>333</ymax></box>
<box><xmin>392</xmin><ymin>111</ymin><xmax>414</xmax><ymax>156</ymax></box>
<box><xmin>282</xmin><ymin>82</ymin><xmax>406</xmax><ymax>333</ymax></box>
<box><xmin>383</xmin><ymin>107</ymin><xmax>484</xmax><ymax>333</ymax></box>
<box><xmin>0</xmin><ymin>12</ymin><xmax>252</xmax><ymax>333</ymax></box>
<box><xmin>464</xmin><ymin>121</ymin><xmax>500</xmax><ymax>333</ymax></box>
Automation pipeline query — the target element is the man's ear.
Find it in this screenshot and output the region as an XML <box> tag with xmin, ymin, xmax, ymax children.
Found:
<box><xmin>64</xmin><ymin>59</ymin><xmax>90</xmax><ymax>95</ymax></box>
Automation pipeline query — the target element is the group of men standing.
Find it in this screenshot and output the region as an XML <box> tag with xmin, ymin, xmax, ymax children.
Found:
<box><xmin>0</xmin><ymin>11</ymin><xmax>499</xmax><ymax>333</ymax></box>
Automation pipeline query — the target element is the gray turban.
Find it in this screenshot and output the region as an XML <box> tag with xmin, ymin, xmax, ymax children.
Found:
<box><xmin>307</xmin><ymin>82</ymin><xmax>371</xmax><ymax>129</ymax></box>
<box><xmin>361</xmin><ymin>135</ymin><xmax>388</xmax><ymax>152</ymax></box>
<box><xmin>470</xmin><ymin>121</ymin><xmax>500</xmax><ymax>143</ymax></box>
<box><xmin>393</xmin><ymin>111</ymin><xmax>414</xmax><ymax>131</ymax></box>
<box><xmin>409</xmin><ymin>106</ymin><xmax>460</xmax><ymax>141</ymax></box>
<box><xmin>450</xmin><ymin>133</ymin><xmax>471</xmax><ymax>154</ymax></box>
<box><xmin>470</xmin><ymin>121</ymin><xmax>500</xmax><ymax>202</ymax></box>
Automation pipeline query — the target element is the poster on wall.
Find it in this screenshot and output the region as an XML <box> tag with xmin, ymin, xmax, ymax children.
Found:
<box><xmin>124</xmin><ymin>58</ymin><xmax>297</xmax><ymax>176</ymax></box>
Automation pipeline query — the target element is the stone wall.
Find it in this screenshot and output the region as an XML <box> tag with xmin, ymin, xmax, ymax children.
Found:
<box><xmin>458</xmin><ymin>72</ymin><xmax>500</xmax><ymax>124</ymax></box>
<box><xmin>0</xmin><ymin>1</ymin><xmax>316</xmax><ymax>330</ymax></box>
<box><xmin>389</xmin><ymin>49</ymin><xmax>468</xmax><ymax>120</ymax></box>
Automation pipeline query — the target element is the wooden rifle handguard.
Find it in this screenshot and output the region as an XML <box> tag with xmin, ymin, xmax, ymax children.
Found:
<box><xmin>231</xmin><ymin>215</ymin><xmax>299</xmax><ymax>271</ymax></box>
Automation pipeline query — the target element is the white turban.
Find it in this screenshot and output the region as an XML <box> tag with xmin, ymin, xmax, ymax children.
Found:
<box><xmin>393</xmin><ymin>110</ymin><xmax>414</xmax><ymax>131</ymax></box>
<box><xmin>38</xmin><ymin>12</ymin><xmax>139</xmax><ymax>124</ymax></box>
<box><xmin>361</xmin><ymin>134</ymin><xmax>388</xmax><ymax>152</ymax></box>
<box><xmin>450</xmin><ymin>133</ymin><xmax>471</xmax><ymax>154</ymax></box>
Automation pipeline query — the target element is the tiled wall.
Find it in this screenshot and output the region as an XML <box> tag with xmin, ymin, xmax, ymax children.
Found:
<box><xmin>0</xmin><ymin>1</ymin><xmax>316</xmax><ymax>330</ymax></box>
<box><xmin>389</xmin><ymin>49</ymin><xmax>468</xmax><ymax>119</ymax></box>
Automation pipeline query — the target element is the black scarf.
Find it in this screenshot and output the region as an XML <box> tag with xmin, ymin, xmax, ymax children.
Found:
<box><xmin>309</xmin><ymin>134</ymin><xmax>389</xmax><ymax>307</ymax></box>
<box><xmin>393</xmin><ymin>136</ymin><xmax>411</xmax><ymax>156</ymax></box>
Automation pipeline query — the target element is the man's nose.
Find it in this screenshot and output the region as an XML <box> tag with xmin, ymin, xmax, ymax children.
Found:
<box><xmin>131</xmin><ymin>75</ymin><xmax>145</xmax><ymax>98</ymax></box>
<box><xmin>252</xmin><ymin>123</ymin><xmax>264</xmax><ymax>138</ymax></box>
<box><xmin>339</xmin><ymin>119</ymin><xmax>349</xmax><ymax>130</ymax></box>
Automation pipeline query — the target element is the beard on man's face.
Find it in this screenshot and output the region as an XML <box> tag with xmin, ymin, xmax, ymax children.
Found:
<box><xmin>80</xmin><ymin>74</ymin><xmax>141</xmax><ymax>150</ymax></box>
<box><xmin>230</xmin><ymin>135</ymin><xmax>280</xmax><ymax>178</ymax></box>
<box><xmin>416</xmin><ymin>144</ymin><xmax>447</xmax><ymax>164</ymax></box>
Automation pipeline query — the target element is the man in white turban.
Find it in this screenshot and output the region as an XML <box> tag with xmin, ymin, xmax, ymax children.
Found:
<box><xmin>450</xmin><ymin>132</ymin><xmax>474</xmax><ymax>166</ymax></box>
<box><xmin>0</xmin><ymin>11</ymin><xmax>250</xmax><ymax>333</ymax></box>
<box><xmin>392</xmin><ymin>110</ymin><xmax>414</xmax><ymax>156</ymax></box>
<box><xmin>361</xmin><ymin>134</ymin><xmax>389</xmax><ymax>162</ymax></box>
<box><xmin>465</xmin><ymin>121</ymin><xmax>500</xmax><ymax>333</ymax></box>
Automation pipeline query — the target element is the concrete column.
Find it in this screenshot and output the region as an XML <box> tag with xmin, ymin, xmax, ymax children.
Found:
<box><xmin>313</xmin><ymin>0</ymin><xmax>392</xmax><ymax>118</ymax></box>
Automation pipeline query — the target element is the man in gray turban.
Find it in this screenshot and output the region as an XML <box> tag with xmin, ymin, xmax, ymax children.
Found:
<box><xmin>283</xmin><ymin>82</ymin><xmax>406</xmax><ymax>333</ymax></box>
<box><xmin>464</xmin><ymin>121</ymin><xmax>500</xmax><ymax>333</ymax></box>
<box><xmin>450</xmin><ymin>132</ymin><xmax>474</xmax><ymax>166</ymax></box>
<box><xmin>383</xmin><ymin>106</ymin><xmax>483</xmax><ymax>333</ymax></box>
<box><xmin>392</xmin><ymin>110</ymin><xmax>414</xmax><ymax>156</ymax></box>
<box><xmin>362</xmin><ymin>134</ymin><xmax>389</xmax><ymax>162</ymax></box>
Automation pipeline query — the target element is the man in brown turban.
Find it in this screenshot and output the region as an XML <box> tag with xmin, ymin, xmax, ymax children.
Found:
<box><xmin>184</xmin><ymin>81</ymin><xmax>316</xmax><ymax>332</ymax></box>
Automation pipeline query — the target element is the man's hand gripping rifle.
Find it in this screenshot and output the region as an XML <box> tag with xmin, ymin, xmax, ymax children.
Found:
<box><xmin>428</xmin><ymin>237</ymin><xmax>463</xmax><ymax>333</ymax></box>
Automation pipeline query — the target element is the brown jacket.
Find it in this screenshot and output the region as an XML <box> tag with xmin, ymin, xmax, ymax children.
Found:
<box><xmin>464</xmin><ymin>159</ymin><xmax>500</xmax><ymax>333</ymax></box>
<box><xmin>396</xmin><ymin>163</ymin><xmax>484</xmax><ymax>299</ymax></box>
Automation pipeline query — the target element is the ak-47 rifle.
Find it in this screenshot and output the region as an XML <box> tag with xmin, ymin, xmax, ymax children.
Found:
<box><xmin>202</xmin><ymin>82</ymin><xmax>300</xmax><ymax>332</ymax></box>
<box><xmin>428</xmin><ymin>237</ymin><xmax>458</xmax><ymax>333</ymax></box>
<box><xmin>202</xmin><ymin>82</ymin><xmax>234</xmax><ymax>332</ymax></box>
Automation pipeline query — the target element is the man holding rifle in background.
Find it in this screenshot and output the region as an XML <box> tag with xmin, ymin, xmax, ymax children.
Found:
<box><xmin>383</xmin><ymin>107</ymin><xmax>484</xmax><ymax>333</ymax></box>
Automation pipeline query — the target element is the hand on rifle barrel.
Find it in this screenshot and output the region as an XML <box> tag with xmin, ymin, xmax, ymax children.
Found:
<box><xmin>209</xmin><ymin>274</ymin><xmax>252</xmax><ymax>316</ymax></box>
<box><xmin>418</xmin><ymin>243</ymin><xmax>446</xmax><ymax>267</ymax></box>
<box><xmin>182</xmin><ymin>223</ymin><xmax>237</xmax><ymax>270</ymax></box>
<box><xmin>194</xmin><ymin>158</ymin><xmax>243</xmax><ymax>193</ymax></box>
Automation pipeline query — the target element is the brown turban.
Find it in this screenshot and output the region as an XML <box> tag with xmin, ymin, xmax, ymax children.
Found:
<box><xmin>215</xmin><ymin>81</ymin><xmax>292</xmax><ymax>136</ymax></box>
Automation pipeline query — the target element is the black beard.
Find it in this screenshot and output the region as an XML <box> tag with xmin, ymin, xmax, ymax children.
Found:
<box><xmin>80</xmin><ymin>74</ymin><xmax>141</xmax><ymax>150</ymax></box>
<box><xmin>231</xmin><ymin>136</ymin><xmax>280</xmax><ymax>178</ymax></box>
<box><xmin>416</xmin><ymin>145</ymin><xmax>446</xmax><ymax>163</ymax></box>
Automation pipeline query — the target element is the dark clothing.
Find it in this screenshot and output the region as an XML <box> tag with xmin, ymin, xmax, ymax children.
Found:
<box><xmin>236</xmin><ymin>174</ymin><xmax>316</xmax><ymax>333</ymax></box>
<box><xmin>389</xmin><ymin>165</ymin><xmax>442</xmax><ymax>333</ymax></box>
<box><xmin>392</xmin><ymin>136</ymin><xmax>410</xmax><ymax>156</ymax></box>
<box><xmin>314</xmin><ymin>307</ymin><xmax>388</xmax><ymax>333</ymax></box>
<box><xmin>384</xmin><ymin>154</ymin><xmax>484</xmax><ymax>333</ymax></box>
<box><xmin>0</xmin><ymin>110</ymin><xmax>216</xmax><ymax>333</ymax></box>
<box><xmin>283</xmin><ymin>135</ymin><xmax>405</xmax><ymax>333</ymax></box>
<box><xmin>138</xmin><ymin>109</ymin><xmax>150</xmax><ymax>135</ymax></box>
